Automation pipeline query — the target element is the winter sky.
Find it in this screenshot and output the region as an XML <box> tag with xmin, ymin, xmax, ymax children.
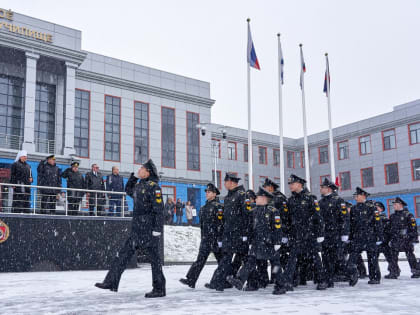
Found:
<box><xmin>3</xmin><ymin>0</ymin><xmax>419</xmax><ymax>138</ymax></box>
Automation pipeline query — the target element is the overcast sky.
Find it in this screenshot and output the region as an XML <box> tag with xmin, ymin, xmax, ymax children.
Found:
<box><xmin>4</xmin><ymin>0</ymin><xmax>420</xmax><ymax>138</ymax></box>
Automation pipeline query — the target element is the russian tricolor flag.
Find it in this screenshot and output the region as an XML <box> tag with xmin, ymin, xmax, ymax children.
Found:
<box><xmin>247</xmin><ymin>24</ymin><xmax>260</xmax><ymax>70</ymax></box>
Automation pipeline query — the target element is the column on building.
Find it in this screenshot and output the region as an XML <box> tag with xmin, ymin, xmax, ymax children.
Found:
<box><xmin>22</xmin><ymin>52</ymin><xmax>39</xmax><ymax>152</ymax></box>
<box><xmin>63</xmin><ymin>61</ymin><xmax>78</xmax><ymax>156</ymax></box>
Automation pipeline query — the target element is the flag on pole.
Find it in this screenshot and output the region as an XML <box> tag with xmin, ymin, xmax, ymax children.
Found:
<box><xmin>279</xmin><ymin>36</ymin><xmax>284</xmax><ymax>84</ymax></box>
<box><xmin>299</xmin><ymin>44</ymin><xmax>306</xmax><ymax>89</ymax></box>
<box><xmin>247</xmin><ymin>23</ymin><xmax>260</xmax><ymax>70</ymax></box>
<box><xmin>323</xmin><ymin>54</ymin><xmax>330</xmax><ymax>95</ymax></box>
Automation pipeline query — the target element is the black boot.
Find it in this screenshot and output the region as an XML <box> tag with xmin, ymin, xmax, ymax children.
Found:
<box><xmin>227</xmin><ymin>276</ymin><xmax>244</xmax><ymax>291</ymax></box>
<box><xmin>384</xmin><ymin>273</ymin><xmax>398</xmax><ymax>279</ymax></box>
<box><xmin>145</xmin><ymin>289</ymin><xmax>166</xmax><ymax>298</ymax></box>
<box><xmin>284</xmin><ymin>283</ymin><xmax>294</xmax><ymax>292</ymax></box>
<box><xmin>179</xmin><ymin>278</ymin><xmax>195</xmax><ymax>288</ymax></box>
<box><xmin>272</xmin><ymin>286</ymin><xmax>286</xmax><ymax>295</ymax></box>
<box><xmin>204</xmin><ymin>283</ymin><xmax>215</xmax><ymax>290</ymax></box>
<box><xmin>327</xmin><ymin>282</ymin><xmax>334</xmax><ymax>288</ymax></box>
<box><xmin>316</xmin><ymin>282</ymin><xmax>328</xmax><ymax>290</ymax></box>
<box><xmin>94</xmin><ymin>282</ymin><xmax>118</xmax><ymax>292</ymax></box>
<box><xmin>367</xmin><ymin>279</ymin><xmax>380</xmax><ymax>285</ymax></box>
<box><xmin>349</xmin><ymin>272</ymin><xmax>358</xmax><ymax>287</ymax></box>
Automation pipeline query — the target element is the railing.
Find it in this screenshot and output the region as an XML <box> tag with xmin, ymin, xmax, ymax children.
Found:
<box><xmin>0</xmin><ymin>182</ymin><xmax>130</xmax><ymax>217</ymax></box>
<box><xmin>35</xmin><ymin>138</ymin><xmax>55</xmax><ymax>154</ymax></box>
<box><xmin>0</xmin><ymin>133</ymin><xmax>23</xmax><ymax>150</ymax></box>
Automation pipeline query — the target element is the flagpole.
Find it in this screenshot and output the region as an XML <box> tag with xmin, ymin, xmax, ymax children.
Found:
<box><xmin>277</xmin><ymin>33</ymin><xmax>285</xmax><ymax>192</ymax></box>
<box><xmin>247</xmin><ymin>18</ymin><xmax>253</xmax><ymax>190</ymax></box>
<box><xmin>300</xmin><ymin>44</ymin><xmax>310</xmax><ymax>187</ymax></box>
<box><xmin>325</xmin><ymin>53</ymin><xmax>336</xmax><ymax>182</ymax></box>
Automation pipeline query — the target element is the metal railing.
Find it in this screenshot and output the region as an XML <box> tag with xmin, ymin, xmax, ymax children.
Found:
<box><xmin>0</xmin><ymin>182</ymin><xmax>130</xmax><ymax>217</ymax></box>
<box><xmin>0</xmin><ymin>133</ymin><xmax>23</xmax><ymax>150</ymax></box>
<box><xmin>35</xmin><ymin>138</ymin><xmax>56</xmax><ymax>154</ymax></box>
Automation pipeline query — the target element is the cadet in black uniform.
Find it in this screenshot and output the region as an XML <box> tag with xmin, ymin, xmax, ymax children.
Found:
<box><xmin>180</xmin><ymin>183</ymin><xmax>224</xmax><ymax>288</ymax></box>
<box><xmin>282</xmin><ymin>174</ymin><xmax>328</xmax><ymax>291</ymax></box>
<box><xmin>386</xmin><ymin>197</ymin><xmax>420</xmax><ymax>279</ymax></box>
<box><xmin>10</xmin><ymin>150</ymin><xmax>33</xmax><ymax>213</ymax></box>
<box><xmin>228</xmin><ymin>187</ymin><xmax>287</xmax><ymax>295</ymax></box>
<box><xmin>207</xmin><ymin>173</ymin><xmax>249</xmax><ymax>291</ymax></box>
<box><xmin>37</xmin><ymin>155</ymin><xmax>61</xmax><ymax>214</ymax></box>
<box><xmin>319</xmin><ymin>178</ymin><xmax>350</xmax><ymax>288</ymax></box>
<box><xmin>95</xmin><ymin>159</ymin><xmax>166</xmax><ymax>298</ymax></box>
<box><xmin>61</xmin><ymin>162</ymin><xmax>85</xmax><ymax>215</ymax></box>
<box><xmin>374</xmin><ymin>202</ymin><xmax>393</xmax><ymax>278</ymax></box>
<box><xmin>347</xmin><ymin>187</ymin><xmax>383</xmax><ymax>286</ymax></box>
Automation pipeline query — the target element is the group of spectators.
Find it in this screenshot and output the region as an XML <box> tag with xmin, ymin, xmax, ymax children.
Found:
<box><xmin>164</xmin><ymin>198</ymin><xmax>197</xmax><ymax>225</ymax></box>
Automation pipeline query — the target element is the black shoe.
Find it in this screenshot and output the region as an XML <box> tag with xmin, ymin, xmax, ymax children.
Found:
<box><xmin>227</xmin><ymin>276</ymin><xmax>244</xmax><ymax>291</ymax></box>
<box><xmin>299</xmin><ymin>279</ymin><xmax>307</xmax><ymax>286</ymax></box>
<box><xmin>367</xmin><ymin>280</ymin><xmax>380</xmax><ymax>285</ymax></box>
<box><xmin>224</xmin><ymin>282</ymin><xmax>233</xmax><ymax>289</ymax></box>
<box><xmin>316</xmin><ymin>282</ymin><xmax>328</xmax><ymax>290</ymax></box>
<box><xmin>333</xmin><ymin>275</ymin><xmax>348</xmax><ymax>282</ymax></box>
<box><xmin>145</xmin><ymin>289</ymin><xmax>166</xmax><ymax>298</ymax></box>
<box><xmin>94</xmin><ymin>282</ymin><xmax>118</xmax><ymax>292</ymax></box>
<box><xmin>272</xmin><ymin>286</ymin><xmax>286</xmax><ymax>295</ymax></box>
<box><xmin>204</xmin><ymin>283</ymin><xmax>215</xmax><ymax>290</ymax></box>
<box><xmin>244</xmin><ymin>286</ymin><xmax>258</xmax><ymax>291</ymax></box>
<box><xmin>179</xmin><ymin>278</ymin><xmax>195</xmax><ymax>288</ymax></box>
<box><xmin>284</xmin><ymin>283</ymin><xmax>294</xmax><ymax>292</ymax></box>
<box><xmin>384</xmin><ymin>273</ymin><xmax>398</xmax><ymax>279</ymax></box>
<box><xmin>359</xmin><ymin>273</ymin><xmax>367</xmax><ymax>279</ymax></box>
<box><xmin>327</xmin><ymin>282</ymin><xmax>334</xmax><ymax>288</ymax></box>
<box><xmin>411</xmin><ymin>274</ymin><xmax>420</xmax><ymax>279</ymax></box>
<box><xmin>349</xmin><ymin>273</ymin><xmax>358</xmax><ymax>287</ymax></box>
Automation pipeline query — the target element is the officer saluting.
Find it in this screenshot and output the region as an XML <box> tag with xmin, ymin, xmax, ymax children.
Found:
<box><xmin>95</xmin><ymin>159</ymin><xmax>166</xmax><ymax>298</ymax></box>
<box><xmin>180</xmin><ymin>183</ymin><xmax>224</xmax><ymax>288</ymax></box>
<box><xmin>347</xmin><ymin>187</ymin><xmax>383</xmax><ymax>286</ymax></box>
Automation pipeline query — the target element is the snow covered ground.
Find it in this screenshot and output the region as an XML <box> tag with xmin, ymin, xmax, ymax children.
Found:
<box><xmin>2</xmin><ymin>262</ymin><xmax>420</xmax><ymax>315</ymax></box>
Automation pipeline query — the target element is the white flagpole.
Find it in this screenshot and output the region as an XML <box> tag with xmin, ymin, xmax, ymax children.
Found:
<box><xmin>277</xmin><ymin>33</ymin><xmax>285</xmax><ymax>192</ymax></box>
<box><xmin>325</xmin><ymin>53</ymin><xmax>336</xmax><ymax>182</ymax></box>
<box><xmin>247</xmin><ymin>18</ymin><xmax>253</xmax><ymax>190</ymax></box>
<box><xmin>300</xmin><ymin>44</ymin><xmax>310</xmax><ymax>186</ymax></box>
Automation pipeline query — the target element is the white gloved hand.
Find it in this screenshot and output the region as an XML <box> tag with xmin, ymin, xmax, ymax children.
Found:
<box><xmin>242</xmin><ymin>237</ymin><xmax>248</xmax><ymax>242</ymax></box>
<box><xmin>317</xmin><ymin>237</ymin><xmax>325</xmax><ymax>243</ymax></box>
<box><xmin>274</xmin><ymin>245</ymin><xmax>281</xmax><ymax>251</ymax></box>
<box><xmin>376</xmin><ymin>241</ymin><xmax>382</xmax><ymax>246</ymax></box>
<box><xmin>218</xmin><ymin>242</ymin><xmax>222</xmax><ymax>248</ymax></box>
<box><xmin>152</xmin><ymin>231</ymin><xmax>161</xmax><ymax>237</ymax></box>
<box><xmin>281</xmin><ymin>237</ymin><xmax>288</xmax><ymax>244</ymax></box>
<box><xmin>341</xmin><ymin>235</ymin><xmax>349</xmax><ymax>242</ymax></box>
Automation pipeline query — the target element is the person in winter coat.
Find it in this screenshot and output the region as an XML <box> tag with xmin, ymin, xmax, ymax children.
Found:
<box><xmin>164</xmin><ymin>198</ymin><xmax>175</xmax><ymax>225</ymax></box>
<box><xmin>37</xmin><ymin>155</ymin><xmax>61</xmax><ymax>215</ymax></box>
<box><xmin>95</xmin><ymin>159</ymin><xmax>166</xmax><ymax>298</ymax></box>
<box><xmin>185</xmin><ymin>201</ymin><xmax>194</xmax><ymax>225</ymax></box>
<box><xmin>106</xmin><ymin>166</ymin><xmax>124</xmax><ymax>216</ymax></box>
<box><xmin>61</xmin><ymin>162</ymin><xmax>85</xmax><ymax>215</ymax></box>
<box><xmin>385</xmin><ymin>197</ymin><xmax>420</xmax><ymax>279</ymax></box>
<box><xmin>10</xmin><ymin>150</ymin><xmax>32</xmax><ymax>213</ymax></box>
<box><xmin>85</xmin><ymin>164</ymin><xmax>105</xmax><ymax>216</ymax></box>
<box><xmin>175</xmin><ymin>199</ymin><xmax>184</xmax><ymax>225</ymax></box>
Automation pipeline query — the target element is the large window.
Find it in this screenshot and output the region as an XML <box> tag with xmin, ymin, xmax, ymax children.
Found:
<box><xmin>361</xmin><ymin>167</ymin><xmax>374</xmax><ymax>188</ymax></box>
<box><xmin>273</xmin><ymin>149</ymin><xmax>280</xmax><ymax>167</ymax></box>
<box><xmin>74</xmin><ymin>89</ymin><xmax>90</xmax><ymax>157</ymax></box>
<box><xmin>187</xmin><ymin>112</ymin><xmax>200</xmax><ymax>170</ymax></box>
<box><xmin>212</xmin><ymin>170</ymin><xmax>222</xmax><ymax>188</ymax></box>
<box><xmin>134</xmin><ymin>101</ymin><xmax>149</xmax><ymax>164</ymax></box>
<box><xmin>382</xmin><ymin>129</ymin><xmax>396</xmax><ymax>150</ymax></box>
<box><xmin>412</xmin><ymin>159</ymin><xmax>420</xmax><ymax>181</ymax></box>
<box><xmin>409</xmin><ymin>122</ymin><xmax>420</xmax><ymax>145</ymax></box>
<box><xmin>359</xmin><ymin>135</ymin><xmax>371</xmax><ymax>155</ymax></box>
<box><xmin>35</xmin><ymin>83</ymin><xmax>56</xmax><ymax>153</ymax></box>
<box><xmin>244</xmin><ymin>144</ymin><xmax>248</xmax><ymax>162</ymax></box>
<box><xmin>287</xmin><ymin>151</ymin><xmax>295</xmax><ymax>168</ymax></box>
<box><xmin>319</xmin><ymin>145</ymin><xmax>329</xmax><ymax>164</ymax></box>
<box><xmin>339</xmin><ymin>171</ymin><xmax>351</xmax><ymax>191</ymax></box>
<box><xmin>162</xmin><ymin>186</ymin><xmax>176</xmax><ymax>204</ymax></box>
<box><xmin>228</xmin><ymin>142</ymin><xmax>237</xmax><ymax>160</ymax></box>
<box><xmin>300</xmin><ymin>151</ymin><xmax>305</xmax><ymax>168</ymax></box>
<box><xmin>338</xmin><ymin>140</ymin><xmax>349</xmax><ymax>160</ymax></box>
<box><xmin>415</xmin><ymin>196</ymin><xmax>420</xmax><ymax>218</ymax></box>
<box><xmin>104</xmin><ymin>95</ymin><xmax>121</xmax><ymax>161</ymax></box>
<box><xmin>0</xmin><ymin>74</ymin><xmax>25</xmax><ymax>149</ymax></box>
<box><xmin>259</xmin><ymin>146</ymin><xmax>267</xmax><ymax>165</ymax></box>
<box><xmin>162</xmin><ymin>107</ymin><xmax>175</xmax><ymax>168</ymax></box>
<box><xmin>385</xmin><ymin>163</ymin><xmax>399</xmax><ymax>185</ymax></box>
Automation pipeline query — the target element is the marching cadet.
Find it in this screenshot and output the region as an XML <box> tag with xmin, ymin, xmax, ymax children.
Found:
<box><xmin>206</xmin><ymin>173</ymin><xmax>249</xmax><ymax>292</ymax></box>
<box><xmin>282</xmin><ymin>174</ymin><xmax>328</xmax><ymax>291</ymax></box>
<box><xmin>318</xmin><ymin>178</ymin><xmax>350</xmax><ymax>288</ymax></box>
<box><xmin>385</xmin><ymin>197</ymin><xmax>420</xmax><ymax>279</ymax></box>
<box><xmin>10</xmin><ymin>150</ymin><xmax>33</xmax><ymax>213</ymax></box>
<box><xmin>347</xmin><ymin>187</ymin><xmax>383</xmax><ymax>286</ymax></box>
<box><xmin>95</xmin><ymin>159</ymin><xmax>166</xmax><ymax>298</ymax></box>
<box><xmin>228</xmin><ymin>187</ymin><xmax>287</xmax><ymax>295</ymax></box>
<box><xmin>61</xmin><ymin>162</ymin><xmax>85</xmax><ymax>215</ymax></box>
<box><xmin>37</xmin><ymin>155</ymin><xmax>61</xmax><ymax>215</ymax></box>
<box><xmin>180</xmin><ymin>183</ymin><xmax>224</xmax><ymax>288</ymax></box>
<box><xmin>374</xmin><ymin>202</ymin><xmax>393</xmax><ymax>278</ymax></box>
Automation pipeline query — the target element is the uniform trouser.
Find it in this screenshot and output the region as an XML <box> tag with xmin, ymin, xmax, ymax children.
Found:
<box><xmin>238</xmin><ymin>256</ymin><xmax>285</xmax><ymax>288</ymax></box>
<box><xmin>335</xmin><ymin>242</ymin><xmax>348</xmax><ymax>277</ymax></box>
<box><xmin>388</xmin><ymin>245</ymin><xmax>419</xmax><ymax>274</ymax></box>
<box><xmin>377</xmin><ymin>243</ymin><xmax>393</xmax><ymax>274</ymax></box>
<box><xmin>283</xmin><ymin>245</ymin><xmax>325</xmax><ymax>285</ymax></box>
<box><xmin>357</xmin><ymin>254</ymin><xmax>367</xmax><ymax>276</ymax></box>
<box><xmin>12</xmin><ymin>189</ymin><xmax>30</xmax><ymax>213</ymax></box>
<box><xmin>211</xmin><ymin>252</ymin><xmax>247</xmax><ymax>290</ymax></box>
<box><xmin>104</xmin><ymin>236</ymin><xmax>166</xmax><ymax>291</ymax></box>
<box><xmin>89</xmin><ymin>193</ymin><xmax>105</xmax><ymax>216</ymax></box>
<box><xmin>347</xmin><ymin>245</ymin><xmax>380</xmax><ymax>281</ymax></box>
<box><xmin>108</xmin><ymin>198</ymin><xmax>122</xmax><ymax>216</ymax></box>
<box><xmin>186</xmin><ymin>241</ymin><xmax>223</xmax><ymax>285</ymax></box>
<box><xmin>247</xmin><ymin>259</ymin><xmax>270</xmax><ymax>289</ymax></box>
<box><xmin>41</xmin><ymin>193</ymin><xmax>56</xmax><ymax>214</ymax></box>
<box><xmin>232</xmin><ymin>253</ymin><xmax>247</xmax><ymax>276</ymax></box>
<box><xmin>322</xmin><ymin>242</ymin><xmax>342</xmax><ymax>284</ymax></box>
<box><xmin>68</xmin><ymin>196</ymin><xmax>82</xmax><ymax>215</ymax></box>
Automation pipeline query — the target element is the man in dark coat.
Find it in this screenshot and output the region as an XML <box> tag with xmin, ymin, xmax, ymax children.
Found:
<box><xmin>95</xmin><ymin>159</ymin><xmax>166</xmax><ymax>298</ymax></box>
<box><xmin>347</xmin><ymin>187</ymin><xmax>383</xmax><ymax>286</ymax></box>
<box><xmin>85</xmin><ymin>164</ymin><xmax>106</xmax><ymax>216</ymax></box>
<box><xmin>385</xmin><ymin>197</ymin><xmax>420</xmax><ymax>279</ymax></box>
<box><xmin>61</xmin><ymin>162</ymin><xmax>85</xmax><ymax>215</ymax></box>
<box><xmin>180</xmin><ymin>183</ymin><xmax>224</xmax><ymax>288</ymax></box>
<box><xmin>374</xmin><ymin>201</ymin><xmax>393</xmax><ymax>278</ymax></box>
<box><xmin>207</xmin><ymin>172</ymin><xmax>249</xmax><ymax>291</ymax></box>
<box><xmin>106</xmin><ymin>166</ymin><xmax>124</xmax><ymax>216</ymax></box>
<box><xmin>228</xmin><ymin>187</ymin><xmax>287</xmax><ymax>295</ymax></box>
<box><xmin>10</xmin><ymin>150</ymin><xmax>33</xmax><ymax>213</ymax></box>
<box><xmin>318</xmin><ymin>178</ymin><xmax>350</xmax><ymax>287</ymax></box>
<box><xmin>37</xmin><ymin>155</ymin><xmax>61</xmax><ymax>215</ymax></box>
<box><xmin>175</xmin><ymin>199</ymin><xmax>184</xmax><ymax>225</ymax></box>
<box><xmin>282</xmin><ymin>174</ymin><xmax>328</xmax><ymax>291</ymax></box>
